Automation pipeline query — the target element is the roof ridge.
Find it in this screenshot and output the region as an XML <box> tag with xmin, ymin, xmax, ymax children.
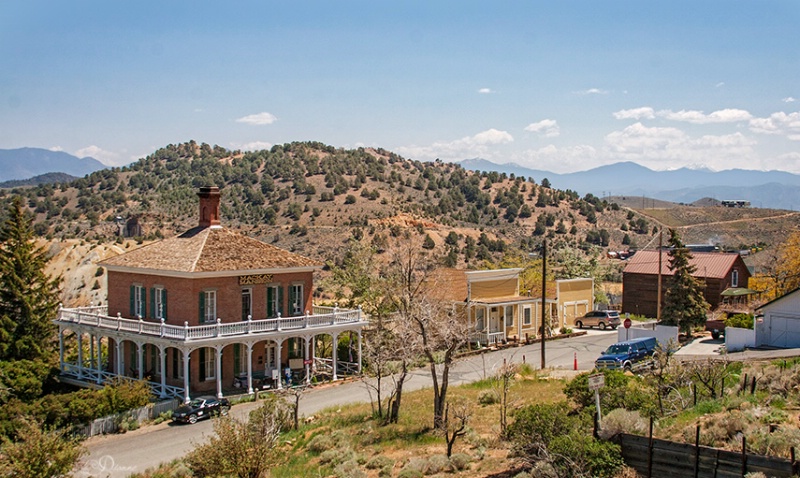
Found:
<box><xmin>188</xmin><ymin>227</ymin><xmax>211</xmax><ymax>272</ymax></box>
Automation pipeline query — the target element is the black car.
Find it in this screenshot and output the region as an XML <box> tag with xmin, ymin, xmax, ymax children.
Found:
<box><xmin>172</xmin><ymin>396</ymin><xmax>231</xmax><ymax>424</ymax></box>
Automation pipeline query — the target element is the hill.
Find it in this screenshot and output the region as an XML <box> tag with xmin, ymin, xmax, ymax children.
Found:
<box><xmin>458</xmin><ymin>159</ymin><xmax>800</xmax><ymax>210</ymax></box>
<box><xmin>0</xmin><ymin>147</ymin><xmax>106</xmax><ymax>182</ymax></box>
<box><xmin>0</xmin><ymin>172</ymin><xmax>78</xmax><ymax>188</ymax></box>
<box><xmin>0</xmin><ymin>141</ymin><xmax>797</xmax><ymax>306</ymax></box>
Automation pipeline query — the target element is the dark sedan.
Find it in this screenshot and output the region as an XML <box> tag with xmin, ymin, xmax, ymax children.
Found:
<box><xmin>172</xmin><ymin>396</ymin><xmax>231</xmax><ymax>424</ymax></box>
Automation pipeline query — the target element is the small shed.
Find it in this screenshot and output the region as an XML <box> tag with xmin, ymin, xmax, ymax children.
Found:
<box><xmin>755</xmin><ymin>288</ymin><xmax>800</xmax><ymax>348</ymax></box>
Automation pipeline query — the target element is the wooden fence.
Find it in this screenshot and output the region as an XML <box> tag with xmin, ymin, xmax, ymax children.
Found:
<box><xmin>618</xmin><ymin>432</ymin><xmax>799</xmax><ymax>478</ymax></box>
<box><xmin>72</xmin><ymin>399</ymin><xmax>180</xmax><ymax>437</ymax></box>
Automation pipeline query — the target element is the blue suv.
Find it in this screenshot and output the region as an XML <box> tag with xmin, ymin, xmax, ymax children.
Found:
<box><xmin>594</xmin><ymin>337</ymin><xmax>658</xmax><ymax>371</ymax></box>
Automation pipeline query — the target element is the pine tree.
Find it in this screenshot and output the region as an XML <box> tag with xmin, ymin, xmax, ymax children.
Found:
<box><xmin>0</xmin><ymin>197</ymin><xmax>62</xmax><ymax>362</ymax></box>
<box><xmin>661</xmin><ymin>229</ymin><xmax>709</xmax><ymax>334</ymax></box>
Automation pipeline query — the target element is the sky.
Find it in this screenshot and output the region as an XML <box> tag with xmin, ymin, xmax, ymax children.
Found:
<box><xmin>1</xmin><ymin>1</ymin><xmax>799</xmax><ymax>174</ymax></box>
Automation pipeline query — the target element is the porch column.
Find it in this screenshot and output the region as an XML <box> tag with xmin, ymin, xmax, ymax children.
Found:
<box><xmin>215</xmin><ymin>346</ymin><xmax>223</xmax><ymax>399</ymax></box>
<box><xmin>246</xmin><ymin>343</ymin><xmax>254</xmax><ymax>394</ymax></box>
<box><xmin>115</xmin><ymin>339</ymin><xmax>123</xmax><ymax>376</ymax></box>
<box><xmin>357</xmin><ymin>330</ymin><xmax>362</xmax><ymax>374</ymax></box>
<box><xmin>332</xmin><ymin>332</ymin><xmax>338</xmax><ymax>381</ymax></box>
<box><xmin>276</xmin><ymin>339</ymin><xmax>283</xmax><ymax>390</ymax></box>
<box><xmin>137</xmin><ymin>343</ymin><xmax>144</xmax><ymax>380</ymax></box>
<box><xmin>304</xmin><ymin>336</ymin><xmax>311</xmax><ymax>384</ymax></box>
<box><xmin>95</xmin><ymin>335</ymin><xmax>102</xmax><ymax>383</ymax></box>
<box><xmin>76</xmin><ymin>333</ymin><xmax>84</xmax><ymax>379</ymax></box>
<box><xmin>58</xmin><ymin>329</ymin><xmax>64</xmax><ymax>372</ymax></box>
<box><xmin>182</xmin><ymin>349</ymin><xmax>191</xmax><ymax>403</ymax></box>
<box><xmin>89</xmin><ymin>334</ymin><xmax>96</xmax><ymax>373</ymax></box>
<box><xmin>159</xmin><ymin>346</ymin><xmax>167</xmax><ymax>399</ymax></box>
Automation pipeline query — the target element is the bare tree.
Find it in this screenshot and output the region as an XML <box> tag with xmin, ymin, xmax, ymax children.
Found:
<box><xmin>495</xmin><ymin>358</ymin><xmax>519</xmax><ymax>438</ymax></box>
<box><xmin>385</xmin><ymin>236</ymin><xmax>469</xmax><ymax>429</ymax></box>
<box><xmin>442</xmin><ymin>400</ymin><xmax>471</xmax><ymax>457</ymax></box>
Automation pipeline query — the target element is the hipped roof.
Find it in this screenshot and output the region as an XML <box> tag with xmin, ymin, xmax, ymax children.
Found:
<box><xmin>623</xmin><ymin>250</ymin><xmax>741</xmax><ymax>279</ymax></box>
<box><xmin>101</xmin><ymin>226</ymin><xmax>322</xmax><ymax>273</ymax></box>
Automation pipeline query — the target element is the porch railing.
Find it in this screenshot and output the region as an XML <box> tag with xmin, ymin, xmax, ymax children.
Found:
<box><xmin>61</xmin><ymin>363</ymin><xmax>185</xmax><ymax>400</ymax></box>
<box><xmin>473</xmin><ymin>331</ymin><xmax>506</xmax><ymax>346</ymax></box>
<box><xmin>57</xmin><ymin>305</ymin><xmax>364</xmax><ymax>342</ymax></box>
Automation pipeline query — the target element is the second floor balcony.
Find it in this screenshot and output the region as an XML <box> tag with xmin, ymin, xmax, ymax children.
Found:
<box><xmin>56</xmin><ymin>304</ymin><xmax>365</xmax><ymax>342</ymax></box>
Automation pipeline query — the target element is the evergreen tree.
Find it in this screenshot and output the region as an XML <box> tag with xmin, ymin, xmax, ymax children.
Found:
<box><xmin>661</xmin><ymin>229</ymin><xmax>709</xmax><ymax>334</ymax></box>
<box><xmin>0</xmin><ymin>198</ymin><xmax>62</xmax><ymax>362</ymax></box>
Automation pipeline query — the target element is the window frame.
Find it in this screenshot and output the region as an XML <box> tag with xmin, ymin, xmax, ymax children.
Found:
<box><xmin>731</xmin><ymin>269</ymin><xmax>739</xmax><ymax>288</ymax></box>
<box><xmin>289</xmin><ymin>283</ymin><xmax>304</xmax><ymax>316</ymax></box>
<box><xmin>241</xmin><ymin>287</ymin><xmax>253</xmax><ymax>321</ymax></box>
<box><xmin>204</xmin><ymin>347</ymin><xmax>216</xmax><ymax>381</ymax></box>
<box><xmin>523</xmin><ymin>306</ymin><xmax>532</xmax><ymax>326</ymax></box>
<box><xmin>203</xmin><ymin>289</ymin><xmax>217</xmax><ymax>324</ymax></box>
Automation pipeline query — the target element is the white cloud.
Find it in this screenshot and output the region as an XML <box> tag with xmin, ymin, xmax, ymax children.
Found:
<box><xmin>49</xmin><ymin>146</ymin><xmax>63</xmax><ymax>152</ymax></box>
<box><xmin>524</xmin><ymin>119</ymin><xmax>560</xmax><ymax>138</ymax></box>
<box><xmin>231</xmin><ymin>141</ymin><xmax>273</xmax><ymax>151</ymax></box>
<box><xmin>75</xmin><ymin>145</ymin><xmax>119</xmax><ymax>164</ymax></box>
<box><xmin>715</xmin><ymin>82</ymin><xmax>725</xmax><ymax>88</ymax></box>
<box><xmin>395</xmin><ymin>128</ymin><xmax>513</xmax><ymax>161</ymax></box>
<box><xmin>515</xmin><ymin>144</ymin><xmax>599</xmax><ymax>173</ymax></box>
<box><xmin>478</xmin><ymin>88</ymin><xmax>493</xmax><ymax>94</ymax></box>
<box><xmin>782</xmin><ymin>97</ymin><xmax>796</xmax><ymax>103</ymax></box>
<box><xmin>749</xmin><ymin>112</ymin><xmax>800</xmax><ymax>139</ymax></box>
<box><xmin>575</xmin><ymin>88</ymin><xmax>608</xmax><ymax>95</ymax></box>
<box><xmin>613</xmin><ymin>107</ymin><xmax>655</xmax><ymax>120</ymax></box>
<box><xmin>235</xmin><ymin>112</ymin><xmax>277</xmax><ymax>125</ymax></box>
<box><xmin>603</xmin><ymin>122</ymin><xmax>757</xmax><ymax>170</ymax></box>
<box><xmin>657</xmin><ymin>108</ymin><xmax>752</xmax><ymax>124</ymax></box>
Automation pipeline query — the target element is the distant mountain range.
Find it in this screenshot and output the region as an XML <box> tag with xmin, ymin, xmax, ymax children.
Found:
<box><xmin>0</xmin><ymin>148</ymin><xmax>106</xmax><ymax>182</ymax></box>
<box><xmin>457</xmin><ymin>159</ymin><xmax>800</xmax><ymax>210</ymax></box>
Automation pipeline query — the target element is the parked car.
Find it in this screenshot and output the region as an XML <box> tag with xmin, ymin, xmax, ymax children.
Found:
<box><xmin>575</xmin><ymin>310</ymin><xmax>621</xmax><ymax>330</ymax></box>
<box><xmin>172</xmin><ymin>396</ymin><xmax>231</xmax><ymax>424</ymax></box>
<box><xmin>594</xmin><ymin>337</ymin><xmax>658</xmax><ymax>371</ymax></box>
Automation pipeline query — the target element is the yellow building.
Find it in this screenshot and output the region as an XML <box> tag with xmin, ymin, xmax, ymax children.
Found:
<box><xmin>430</xmin><ymin>269</ymin><xmax>594</xmax><ymax>345</ymax></box>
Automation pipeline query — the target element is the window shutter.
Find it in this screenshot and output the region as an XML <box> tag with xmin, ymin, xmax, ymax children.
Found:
<box><xmin>267</xmin><ymin>287</ymin><xmax>274</xmax><ymax>317</ymax></box>
<box><xmin>289</xmin><ymin>286</ymin><xmax>296</xmax><ymax>316</ymax></box>
<box><xmin>278</xmin><ymin>286</ymin><xmax>284</xmax><ymax>317</ymax></box>
<box><xmin>199</xmin><ymin>292</ymin><xmax>205</xmax><ymax>323</ymax></box>
<box><xmin>130</xmin><ymin>285</ymin><xmax>135</xmax><ymax>316</ymax></box>
<box><xmin>162</xmin><ymin>289</ymin><xmax>168</xmax><ymax>320</ymax></box>
<box><xmin>150</xmin><ymin>288</ymin><xmax>155</xmax><ymax>319</ymax></box>
<box><xmin>140</xmin><ymin>287</ymin><xmax>146</xmax><ymax>317</ymax></box>
<box><xmin>199</xmin><ymin>348</ymin><xmax>206</xmax><ymax>381</ymax></box>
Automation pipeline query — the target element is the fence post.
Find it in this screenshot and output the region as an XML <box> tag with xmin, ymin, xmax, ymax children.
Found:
<box><xmin>791</xmin><ymin>447</ymin><xmax>797</xmax><ymax>475</ymax></box>
<box><xmin>694</xmin><ymin>425</ymin><xmax>701</xmax><ymax>478</ymax></box>
<box><xmin>750</xmin><ymin>376</ymin><xmax>757</xmax><ymax>395</ymax></box>
<box><xmin>693</xmin><ymin>383</ymin><xmax>697</xmax><ymax>406</ymax></box>
<box><xmin>648</xmin><ymin>416</ymin><xmax>654</xmax><ymax>478</ymax></box>
<box><xmin>741</xmin><ymin>435</ymin><xmax>747</xmax><ymax>476</ymax></box>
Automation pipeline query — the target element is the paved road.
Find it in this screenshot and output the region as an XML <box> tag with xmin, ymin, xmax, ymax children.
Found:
<box><xmin>75</xmin><ymin>330</ymin><xmax>617</xmax><ymax>478</ymax></box>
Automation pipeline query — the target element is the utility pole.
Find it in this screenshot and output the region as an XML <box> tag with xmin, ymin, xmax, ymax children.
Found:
<box><xmin>541</xmin><ymin>238</ymin><xmax>547</xmax><ymax>369</ymax></box>
<box><xmin>657</xmin><ymin>230</ymin><xmax>663</xmax><ymax>322</ymax></box>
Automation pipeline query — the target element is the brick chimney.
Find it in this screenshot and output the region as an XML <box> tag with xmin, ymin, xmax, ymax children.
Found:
<box><xmin>197</xmin><ymin>186</ymin><xmax>221</xmax><ymax>228</ymax></box>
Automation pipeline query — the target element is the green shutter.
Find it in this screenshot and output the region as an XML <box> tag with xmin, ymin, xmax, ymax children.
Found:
<box><xmin>278</xmin><ymin>286</ymin><xmax>284</xmax><ymax>317</ymax></box>
<box><xmin>233</xmin><ymin>344</ymin><xmax>241</xmax><ymax>375</ymax></box>
<box><xmin>162</xmin><ymin>289</ymin><xmax>168</xmax><ymax>320</ymax></box>
<box><xmin>267</xmin><ymin>287</ymin><xmax>274</xmax><ymax>317</ymax></box>
<box><xmin>150</xmin><ymin>288</ymin><xmax>155</xmax><ymax>319</ymax></box>
<box><xmin>130</xmin><ymin>285</ymin><xmax>135</xmax><ymax>316</ymax></box>
<box><xmin>199</xmin><ymin>348</ymin><xmax>206</xmax><ymax>381</ymax></box>
<box><xmin>199</xmin><ymin>292</ymin><xmax>205</xmax><ymax>323</ymax></box>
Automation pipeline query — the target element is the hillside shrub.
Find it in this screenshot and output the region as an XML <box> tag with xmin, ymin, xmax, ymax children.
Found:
<box><xmin>726</xmin><ymin>313</ymin><xmax>754</xmax><ymax>329</ymax></box>
<box><xmin>599</xmin><ymin>408</ymin><xmax>647</xmax><ymax>439</ymax></box>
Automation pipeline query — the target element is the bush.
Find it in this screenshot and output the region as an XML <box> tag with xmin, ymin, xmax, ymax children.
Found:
<box><xmin>307</xmin><ymin>433</ymin><xmax>336</xmax><ymax>453</ymax></box>
<box><xmin>448</xmin><ymin>453</ymin><xmax>471</xmax><ymax>471</ymax></box>
<box><xmin>477</xmin><ymin>390</ymin><xmax>498</xmax><ymax>405</ymax></box>
<box><xmin>564</xmin><ymin>370</ymin><xmax>655</xmax><ymax>415</ymax></box>
<box><xmin>366</xmin><ymin>455</ymin><xmax>394</xmax><ymax>470</ymax></box>
<box><xmin>425</xmin><ymin>454</ymin><xmax>449</xmax><ymax>474</ymax></box>
<box><xmin>334</xmin><ymin>459</ymin><xmax>366</xmax><ymax>478</ymax></box>
<box><xmin>726</xmin><ymin>313</ymin><xmax>754</xmax><ymax>329</ymax></box>
<box><xmin>599</xmin><ymin>408</ymin><xmax>647</xmax><ymax>439</ymax></box>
